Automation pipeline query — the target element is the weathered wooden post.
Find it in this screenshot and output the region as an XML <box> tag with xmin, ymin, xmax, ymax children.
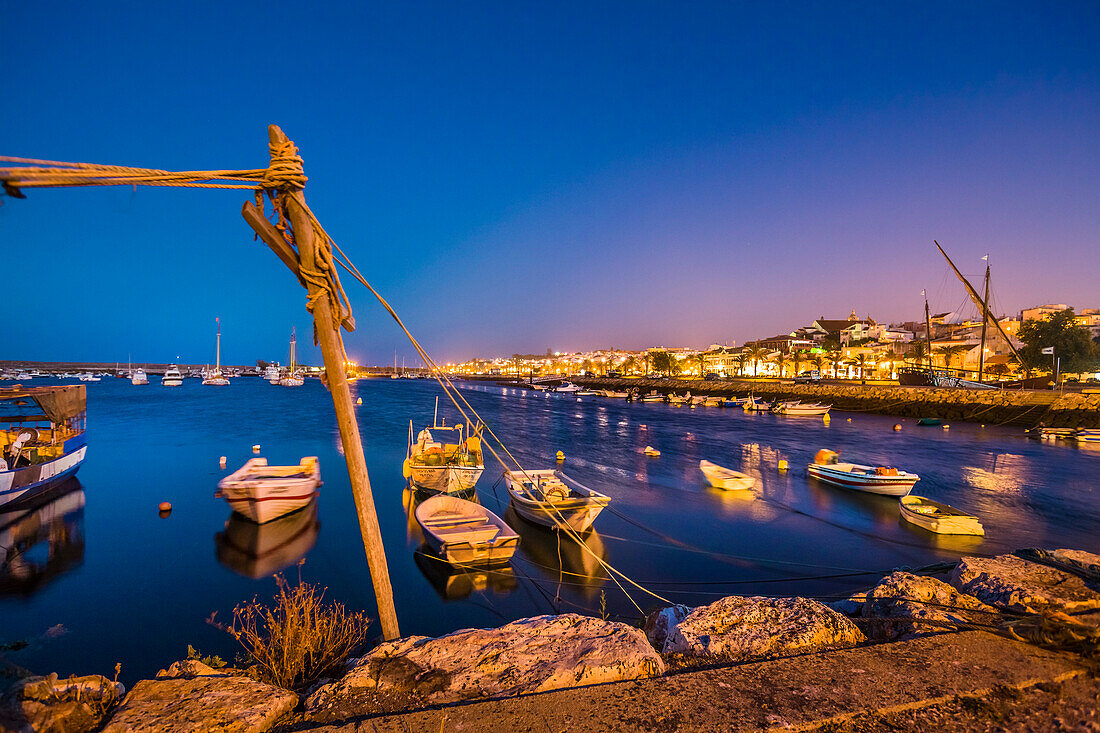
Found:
<box><xmin>256</xmin><ymin>125</ymin><xmax>400</xmax><ymax>640</ymax></box>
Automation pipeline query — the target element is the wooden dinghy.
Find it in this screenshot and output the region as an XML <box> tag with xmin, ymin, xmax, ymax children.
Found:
<box><xmin>505</xmin><ymin>469</ymin><xmax>610</xmax><ymax>532</ymax></box>
<box><xmin>216</xmin><ymin>456</ymin><xmax>320</xmax><ymax>524</ymax></box>
<box><xmin>807</xmin><ymin>450</ymin><xmax>919</xmax><ymax>497</ymax></box>
<box><xmin>414</xmin><ymin>495</ymin><xmax>519</xmax><ymax>565</ymax></box>
<box><xmin>899</xmin><ymin>495</ymin><xmax>984</xmax><ymax>536</ymax></box>
<box><xmin>699</xmin><ymin>460</ymin><xmax>755</xmax><ymax>491</ymax></box>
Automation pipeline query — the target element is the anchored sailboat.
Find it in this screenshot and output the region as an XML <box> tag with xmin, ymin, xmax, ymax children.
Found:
<box><xmin>202</xmin><ymin>318</ymin><xmax>230</xmax><ymax>386</ymax></box>
<box><xmin>279</xmin><ymin>327</ymin><xmax>304</xmax><ymax>387</ymax></box>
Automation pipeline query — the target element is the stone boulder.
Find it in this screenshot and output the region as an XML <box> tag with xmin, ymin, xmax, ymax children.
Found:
<box><xmin>102</xmin><ymin>676</ymin><xmax>297</xmax><ymax>733</ymax></box>
<box><xmin>155</xmin><ymin>659</ymin><xmax>226</xmax><ymax>679</ymax></box>
<box><xmin>949</xmin><ymin>554</ymin><xmax>1100</xmax><ymax>614</ymax></box>
<box><xmin>0</xmin><ymin>673</ymin><xmax>125</xmax><ymax>733</ymax></box>
<box><xmin>660</xmin><ymin>595</ymin><xmax>865</xmax><ymax>662</ymax></box>
<box><xmin>863</xmin><ymin>572</ymin><xmax>997</xmax><ymax>639</ymax></box>
<box><xmin>643</xmin><ymin>604</ymin><xmax>691</xmax><ymax>651</ymax></box>
<box><xmin>307</xmin><ymin>613</ymin><xmax>664</xmax><ymax>708</ymax></box>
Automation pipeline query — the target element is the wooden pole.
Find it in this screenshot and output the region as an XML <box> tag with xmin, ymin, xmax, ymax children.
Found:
<box><xmin>266</xmin><ymin>125</ymin><xmax>400</xmax><ymax>640</ymax></box>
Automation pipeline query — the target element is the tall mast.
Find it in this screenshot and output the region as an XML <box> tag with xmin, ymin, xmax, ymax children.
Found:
<box><xmin>978</xmin><ymin>256</ymin><xmax>990</xmax><ymax>381</ymax></box>
<box><xmin>934</xmin><ymin>241</ymin><xmax>1022</xmax><ymax>366</ymax></box>
<box><xmin>290</xmin><ymin>326</ymin><xmax>296</xmax><ymax>370</ymax></box>
<box><xmin>923</xmin><ymin>291</ymin><xmax>933</xmax><ymax>371</ymax></box>
<box><xmin>216</xmin><ymin>317</ymin><xmax>221</xmax><ymax>371</ymax></box>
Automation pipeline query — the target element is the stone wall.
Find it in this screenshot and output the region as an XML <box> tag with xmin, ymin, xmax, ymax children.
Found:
<box><xmin>564</xmin><ymin>377</ymin><xmax>1100</xmax><ymax>428</ymax></box>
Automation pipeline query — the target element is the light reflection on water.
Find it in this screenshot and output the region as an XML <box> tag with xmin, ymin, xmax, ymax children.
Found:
<box><xmin>1</xmin><ymin>376</ymin><xmax>1097</xmax><ymax>684</ymax></box>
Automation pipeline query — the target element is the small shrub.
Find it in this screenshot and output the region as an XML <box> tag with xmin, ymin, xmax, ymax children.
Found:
<box><xmin>211</xmin><ymin>573</ymin><xmax>371</xmax><ymax>691</ymax></box>
<box><xmin>185</xmin><ymin>644</ymin><xmax>226</xmax><ymax>669</ymax></box>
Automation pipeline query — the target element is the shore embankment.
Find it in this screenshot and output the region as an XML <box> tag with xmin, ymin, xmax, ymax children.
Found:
<box><xmin>6</xmin><ymin>548</ymin><xmax>1099</xmax><ymax>732</ymax></box>
<box><xmin>550</xmin><ymin>376</ymin><xmax>1100</xmax><ymax>428</ymax></box>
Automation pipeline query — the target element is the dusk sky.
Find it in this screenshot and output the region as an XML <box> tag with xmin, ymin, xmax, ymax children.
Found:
<box><xmin>3</xmin><ymin>2</ymin><xmax>1098</xmax><ymax>366</ymax></box>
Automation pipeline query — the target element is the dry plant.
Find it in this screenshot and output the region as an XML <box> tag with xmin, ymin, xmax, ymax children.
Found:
<box><xmin>210</xmin><ymin>570</ymin><xmax>372</xmax><ymax>691</ymax></box>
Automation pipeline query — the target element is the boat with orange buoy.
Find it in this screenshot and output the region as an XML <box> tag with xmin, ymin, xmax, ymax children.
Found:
<box><xmin>807</xmin><ymin>449</ymin><xmax>919</xmax><ymax>496</ymax></box>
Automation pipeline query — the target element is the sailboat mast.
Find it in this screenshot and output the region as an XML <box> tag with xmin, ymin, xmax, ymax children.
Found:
<box><xmin>924</xmin><ymin>293</ymin><xmax>933</xmax><ymax>372</ymax></box>
<box><xmin>934</xmin><ymin>241</ymin><xmax>1022</xmax><ymax>366</ymax></box>
<box><xmin>216</xmin><ymin>317</ymin><xmax>221</xmax><ymax>371</ymax></box>
<box><xmin>978</xmin><ymin>258</ymin><xmax>990</xmax><ymax>381</ymax></box>
<box><xmin>290</xmin><ymin>326</ymin><xmax>296</xmax><ymax>370</ymax></box>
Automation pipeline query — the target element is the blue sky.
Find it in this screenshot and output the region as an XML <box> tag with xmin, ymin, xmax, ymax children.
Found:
<box><xmin>3</xmin><ymin>2</ymin><xmax>1098</xmax><ymax>365</ymax></box>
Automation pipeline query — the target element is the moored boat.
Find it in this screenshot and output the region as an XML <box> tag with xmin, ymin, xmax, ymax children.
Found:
<box><xmin>772</xmin><ymin>401</ymin><xmax>831</xmax><ymax>416</ymax></box>
<box><xmin>1073</xmin><ymin>429</ymin><xmax>1100</xmax><ymax>444</ymax></box>
<box><xmin>404</xmin><ymin>402</ymin><xmax>485</xmax><ymax>495</ymax></box>
<box><xmin>899</xmin><ymin>495</ymin><xmax>984</xmax><ymax>536</ymax></box>
<box><xmin>202</xmin><ymin>317</ymin><xmax>230</xmax><ymax>386</ymax></box>
<box><xmin>162</xmin><ymin>365</ymin><xmax>183</xmax><ymax>386</ymax></box>
<box><xmin>916</xmin><ymin>417</ymin><xmax>942</xmax><ymax>426</ymax></box>
<box><xmin>1</xmin><ymin>385</ymin><xmax>88</xmax><ymax>508</ymax></box>
<box><xmin>699</xmin><ymin>459</ymin><xmax>755</xmax><ymax>491</ymax></box>
<box><xmin>743</xmin><ymin>396</ymin><xmax>772</xmax><ymax>412</ymax></box>
<box><xmin>554</xmin><ymin>382</ymin><xmax>581</xmax><ymax>393</ymax></box>
<box><xmin>807</xmin><ymin>449</ymin><xmax>919</xmax><ymax>496</ymax></box>
<box><xmin>278</xmin><ymin>327</ymin><xmax>305</xmax><ymax>387</ymax></box>
<box><xmin>504</xmin><ymin>468</ymin><xmax>610</xmax><ymax>532</ymax></box>
<box><xmin>263</xmin><ymin>364</ymin><xmax>281</xmax><ymax>384</ymax></box>
<box><xmin>414</xmin><ymin>494</ymin><xmax>519</xmax><ymax>565</ymax></box>
<box><xmin>131</xmin><ymin>369</ymin><xmax>149</xmax><ymax>386</ymax></box>
<box><xmin>216</xmin><ymin>456</ymin><xmax>321</xmax><ymax>524</ymax></box>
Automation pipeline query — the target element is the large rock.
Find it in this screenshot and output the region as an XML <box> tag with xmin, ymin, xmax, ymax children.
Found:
<box><xmin>0</xmin><ymin>673</ymin><xmax>125</xmax><ymax>733</ymax></box>
<box><xmin>102</xmin><ymin>676</ymin><xmax>297</xmax><ymax>733</ymax></box>
<box><xmin>661</xmin><ymin>595</ymin><xmax>865</xmax><ymax>661</ymax></box>
<box><xmin>863</xmin><ymin>571</ymin><xmax>997</xmax><ymax>639</ymax></box>
<box><xmin>949</xmin><ymin>553</ymin><xmax>1100</xmax><ymax>614</ymax></box>
<box><xmin>308</xmin><ymin>613</ymin><xmax>664</xmax><ymax>707</ymax></box>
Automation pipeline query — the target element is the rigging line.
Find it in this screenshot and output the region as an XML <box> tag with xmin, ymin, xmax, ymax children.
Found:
<box><xmin>316</xmin><ymin>229</ymin><xmax>669</xmax><ymax>611</ymax></box>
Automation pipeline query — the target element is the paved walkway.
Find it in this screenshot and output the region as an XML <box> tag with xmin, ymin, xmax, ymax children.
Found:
<box><xmin>298</xmin><ymin>630</ymin><xmax>1088</xmax><ymax>732</ymax></box>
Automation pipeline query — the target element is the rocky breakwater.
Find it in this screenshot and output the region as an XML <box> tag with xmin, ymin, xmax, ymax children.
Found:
<box><xmin>572</xmin><ymin>376</ymin><xmax>1100</xmax><ymax>428</ymax></box>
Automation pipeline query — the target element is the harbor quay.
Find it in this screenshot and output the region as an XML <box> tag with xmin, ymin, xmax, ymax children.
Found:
<box><xmin>555</xmin><ymin>376</ymin><xmax>1100</xmax><ymax>428</ymax></box>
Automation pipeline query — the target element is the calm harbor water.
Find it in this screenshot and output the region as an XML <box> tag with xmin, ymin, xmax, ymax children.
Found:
<box><xmin>2</xmin><ymin>376</ymin><xmax>1098</xmax><ymax>684</ymax></box>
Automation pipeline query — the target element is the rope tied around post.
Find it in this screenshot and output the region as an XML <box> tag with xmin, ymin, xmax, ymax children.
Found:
<box><xmin>260</xmin><ymin>139</ymin><xmax>308</xmax><ymax>191</ymax></box>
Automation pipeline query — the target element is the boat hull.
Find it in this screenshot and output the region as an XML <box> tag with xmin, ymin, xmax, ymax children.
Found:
<box><xmin>899</xmin><ymin>496</ymin><xmax>984</xmax><ymax>536</ymax></box>
<box><xmin>807</xmin><ymin>463</ymin><xmax>918</xmax><ymax>496</ymax></box>
<box><xmin>409</xmin><ymin>465</ymin><xmax>484</xmax><ymax>495</ymax></box>
<box><xmin>415</xmin><ymin>495</ymin><xmax>519</xmax><ymax>566</ymax></box>
<box><xmin>699</xmin><ymin>460</ymin><xmax>755</xmax><ymax>490</ymax></box>
<box><xmin>217</xmin><ymin>457</ymin><xmax>320</xmax><ymax>524</ymax></box>
<box><xmin>505</xmin><ymin>470</ymin><xmax>610</xmax><ymax>532</ymax></box>
<box><xmin>0</xmin><ymin>444</ymin><xmax>87</xmax><ymax>509</ymax></box>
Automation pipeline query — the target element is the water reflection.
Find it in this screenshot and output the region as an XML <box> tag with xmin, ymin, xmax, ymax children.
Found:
<box><xmin>215</xmin><ymin>501</ymin><xmax>319</xmax><ymax>579</ymax></box>
<box><xmin>413</xmin><ymin>550</ymin><xmax>517</xmax><ymax>600</ymax></box>
<box><xmin>0</xmin><ymin>479</ymin><xmax>85</xmax><ymax>596</ymax></box>
<box><xmin>506</xmin><ymin>507</ymin><xmax>608</xmax><ymax>596</ymax></box>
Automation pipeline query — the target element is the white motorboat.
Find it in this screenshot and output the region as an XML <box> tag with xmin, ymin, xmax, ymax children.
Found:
<box><xmin>667</xmin><ymin>392</ymin><xmax>690</xmax><ymax>405</ymax></box>
<box><xmin>600</xmin><ymin>390</ymin><xmax>630</xmax><ymax>398</ymax></box>
<box><xmin>1073</xmin><ymin>429</ymin><xmax>1100</xmax><ymax>444</ymax></box>
<box><xmin>216</xmin><ymin>456</ymin><xmax>321</xmax><ymax>524</ymax></box>
<box><xmin>14</xmin><ymin>372</ymin><xmax>33</xmax><ymax>380</ymax></box>
<box><xmin>131</xmin><ymin>369</ymin><xmax>149</xmax><ymax>386</ymax></box>
<box><xmin>202</xmin><ymin>318</ymin><xmax>230</xmax><ymax>386</ymax></box>
<box><xmin>575</xmin><ymin>389</ymin><xmax>598</xmax><ymax>396</ymax></box>
<box><xmin>162</xmin><ymin>365</ymin><xmax>183</xmax><ymax>386</ymax></box>
<box><xmin>504</xmin><ymin>469</ymin><xmax>610</xmax><ymax>532</ymax></box>
<box><xmin>773</xmin><ymin>401</ymin><xmax>831</xmax><ymax>416</ymax></box>
<box><xmin>263</xmin><ymin>364</ymin><xmax>281</xmax><ymax>384</ymax></box>
<box><xmin>899</xmin><ymin>495</ymin><xmax>984</xmax><ymax>536</ymax></box>
<box><xmin>78</xmin><ymin>373</ymin><xmax>100</xmax><ymax>382</ymax></box>
<box><xmin>415</xmin><ymin>494</ymin><xmax>520</xmax><ymax>565</ymax></box>
<box><xmin>699</xmin><ymin>460</ymin><xmax>755</xmax><ymax>491</ymax></box>
<box><xmin>639</xmin><ymin>391</ymin><xmax>665</xmax><ymax>403</ymax></box>
<box><xmin>807</xmin><ymin>450</ymin><xmax>919</xmax><ymax>496</ymax></box>
<box><xmin>555</xmin><ymin>382</ymin><xmax>581</xmax><ymax>393</ymax></box>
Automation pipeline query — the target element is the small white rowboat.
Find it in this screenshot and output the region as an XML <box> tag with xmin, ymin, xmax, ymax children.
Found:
<box><xmin>699</xmin><ymin>460</ymin><xmax>755</xmax><ymax>491</ymax></box>
<box><xmin>505</xmin><ymin>469</ymin><xmax>610</xmax><ymax>532</ymax></box>
<box><xmin>216</xmin><ymin>456</ymin><xmax>321</xmax><ymax>523</ymax></box>
<box><xmin>773</xmin><ymin>401</ymin><xmax>832</xmax><ymax>416</ymax></box>
<box><xmin>899</xmin><ymin>495</ymin><xmax>984</xmax><ymax>536</ymax></box>
<box><xmin>415</xmin><ymin>495</ymin><xmax>519</xmax><ymax>565</ymax></box>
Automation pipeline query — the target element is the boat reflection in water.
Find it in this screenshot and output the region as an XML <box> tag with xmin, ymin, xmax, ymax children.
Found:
<box><xmin>505</xmin><ymin>506</ymin><xmax>608</xmax><ymax>597</ymax></box>
<box><xmin>413</xmin><ymin>550</ymin><xmax>517</xmax><ymax>600</ymax></box>
<box><xmin>215</xmin><ymin>500</ymin><xmax>319</xmax><ymax>579</ymax></box>
<box><xmin>1</xmin><ymin>478</ymin><xmax>85</xmax><ymax>596</ymax></box>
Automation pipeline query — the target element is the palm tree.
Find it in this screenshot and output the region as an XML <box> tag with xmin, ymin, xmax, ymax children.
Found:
<box><xmin>811</xmin><ymin>354</ymin><xmax>825</xmax><ymax>374</ymax></box>
<box><xmin>826</xmin><ymin>350</ymin><xmax>842</xmax><ymax>378</ymax></box>
<box><xmin>910</xmin><ymin>340</ymin><xmax>928</xmax><ymax>368</ymax></box>
<box><xmin>792</xmin><ymin>351</ymin><xmax>804</xmax><ymax>378</ymax></box>
<box><xmin>746</xmin><ymin>346</ymin><xmax>767</xmax><ymax>377</ymax></box>
<box><xmin>856</xmin><ymin>353</ymin><xmax>868</xmax><ymax>382</ymax></box>
<box><xmin>696</xmin><ymin>353</ymin><xmax>707</xmax><ymax>378</ymax></box>
<box><xmin>938</xmin><ymin>344</ymin><xmax>970</xmax><ymax>375</ymax></box>
<box><xmin>622</xmin><ymin>355</ymin><xmax>637</xmax><ymax>375</ymax></box>
<box><xmin>879</xmin><ymin>349</ymin><xmax>899</xmax><ymax>379</ymax></box>
<box><xmin>732</xmin><ymin>352</ymin><xmax>747</xmax><ymax>377</ymax></box>
<box><xmin>774</xmin><ymin>352</ymin><xmax>788</xmax><ymax>378</ymax></box>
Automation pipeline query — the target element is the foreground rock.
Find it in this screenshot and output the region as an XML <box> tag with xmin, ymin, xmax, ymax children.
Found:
<box><xmin>308</xmin><ymin>613</ymin><xmax>664</xmax><ymax>709</ymax></box>
<box><xmin>103</xmin><ymin>674</ymin><xmax>297</xmax><ymax>733</ymax></box>
<box><xmin>0</xmin><ymin>673</ymin><xmax>124</xmax><ymax>733</ymax></box>
<box><xmin>660</xmin><ymin>595</ymin><xmax>865</xmax><ymax>663</ymax></box>
<box><xmin>862</xmin><ymin>572</ymin><xmax>997</xmax><ymax>639</ymax></box>
<box><xmin>643</xmin><ymin>604</ymin><xmax>691</xmax><ymax>651</ymax></box>
<box><xmin>949</xmin><ymin>552</ymin><xmax>1100</xmax><ymax>614</ymax></box>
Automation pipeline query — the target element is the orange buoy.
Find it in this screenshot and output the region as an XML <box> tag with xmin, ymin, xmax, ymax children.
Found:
<box><xmin>252</xmin><ymin>444</ymin><xmax>261</xmax><ymax>453</ymax></box>
<box><xmin>219</xmin><ymin>456</ymin><xmax>227</xmax><ymax>469</ymax></box>
<box><xmin>158</xmin><ymin>502</ymin><xmax>172</xmax><ymax>513</ymax></box>
<box><xmin>893</xmin><ymin>424</ymin><xmax>902</xmax><ymax>431</ymax></box>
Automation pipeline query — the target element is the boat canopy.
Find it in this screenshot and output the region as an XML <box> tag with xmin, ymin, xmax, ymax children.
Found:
<box><xmin>0</xmin><ymin>385</ymin><xmax>87</xmax><ymax>424</ymax></box>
